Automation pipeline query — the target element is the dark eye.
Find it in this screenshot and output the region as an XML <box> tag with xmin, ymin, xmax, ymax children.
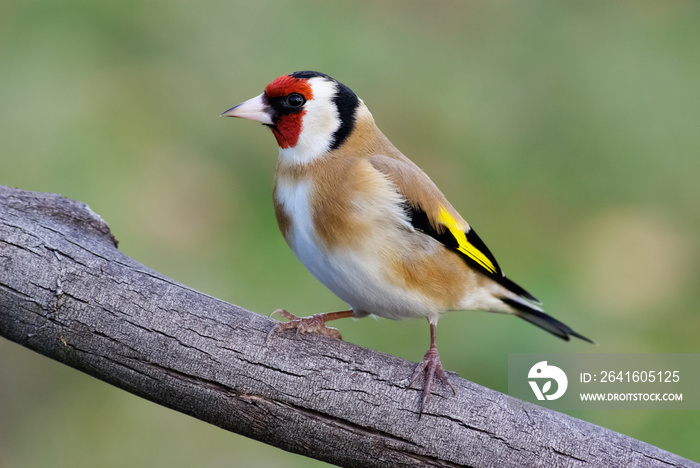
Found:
<box><xmin>287</xmin><ymin>93</ymin><xmax>305</xmax><ymax>108</ymax></box>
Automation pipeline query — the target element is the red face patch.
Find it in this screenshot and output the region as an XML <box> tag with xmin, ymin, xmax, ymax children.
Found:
<box><xmin>270</xmin><ymin>113</ymin><xmax>303</xmax><ymax>149</ymax></box>
<box><xmin>265</xmin><ymin>74</ymin><xmax>313</xmax><ymax>100</ymax></box>
<box><xmin>264</xmin><ymin>74</ymin><xmax>314</xmax><ymax>148</ymax></box>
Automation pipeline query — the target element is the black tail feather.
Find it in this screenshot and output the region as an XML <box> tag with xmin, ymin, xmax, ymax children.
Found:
<box><xmin>497</xmin><ymin>276</ymin><xmax>541</xmax><ymax>304</ymax></box>
<box><xmin>501</xmin><ymin>297</ymin><xmax>594</xmax><ymax>344</ymax></box>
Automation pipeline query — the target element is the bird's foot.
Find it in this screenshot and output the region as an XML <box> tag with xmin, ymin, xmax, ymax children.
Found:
<box><xmin>267</xmin><ymin>309</ymin><xmax>343</xmax><ymax>341</ymax></box>
<box><xmin>410</xmin><ymin>346</ymin><xmax>455</xmax><ymax>417</ymax></box>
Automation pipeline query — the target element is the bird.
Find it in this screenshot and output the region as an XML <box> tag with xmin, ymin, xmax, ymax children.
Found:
<box><xmin>222</xmin><ymin>71</ymin><xmax>592</xmax><ymax>415</ymax></box>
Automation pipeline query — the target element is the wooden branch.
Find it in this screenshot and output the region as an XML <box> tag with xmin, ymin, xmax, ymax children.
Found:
<box><xmin>0</xmin><ymin>184</ymin><xmax>693</xmax><ymax>468</ymax></box>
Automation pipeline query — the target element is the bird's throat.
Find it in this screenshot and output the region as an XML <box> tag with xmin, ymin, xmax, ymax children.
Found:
<box><xmin>269</xmin><ymin>112</ymin><xmax>305</xmax><ymax>149</ymax></box>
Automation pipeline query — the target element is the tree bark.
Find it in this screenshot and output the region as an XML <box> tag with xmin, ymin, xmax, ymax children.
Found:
<box><xmin>0</xmin><ymin>184</ymin><xmax>694</xmax><ymax>468</ymax></box>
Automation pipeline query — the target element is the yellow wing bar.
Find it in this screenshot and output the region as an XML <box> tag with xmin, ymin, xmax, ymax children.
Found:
<box><xmin>438</xmin><ymin>206</ymin><xmax>498</xmax><ymax>275</ymax></box>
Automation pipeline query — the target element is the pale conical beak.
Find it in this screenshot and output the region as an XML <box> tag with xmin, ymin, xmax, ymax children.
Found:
<box><xmin>220</xmin><ymin>93</ymin><xmax>274</xmax><ymax>125</ymax></box>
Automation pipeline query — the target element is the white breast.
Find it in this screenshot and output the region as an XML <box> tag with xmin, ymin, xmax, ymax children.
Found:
<box><xmin>274</xmin><ymin>177</ymin><xmax>440</xmax><ymax>320</ymax></box>
<box><xmin>275</xmin><ymin>179</ymin><xmax>323</xmax><ymax>274</ymax></box>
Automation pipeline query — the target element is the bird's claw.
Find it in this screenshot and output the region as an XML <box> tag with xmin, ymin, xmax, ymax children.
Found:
<box><xmin>410</xmin><ymin>346</ymin><xmax>454</xmax><ymax>418</ymax></box>
<box><xmin>266</xmin><ymin>309</ymin><xmax>343</xmax><ymax>343</ymax></box>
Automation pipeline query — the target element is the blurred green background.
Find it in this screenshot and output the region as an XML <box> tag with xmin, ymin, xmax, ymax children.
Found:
<box><xmin>2</xmin><ymin>0</ymin><xmax>699</xmax><ymax>466</ymax></box>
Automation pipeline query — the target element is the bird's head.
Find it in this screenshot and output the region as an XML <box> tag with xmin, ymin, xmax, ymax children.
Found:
<box><xmin>222</xmin><ymin>71</ymin><xmax>361</xmax><ymax>163</ymax></box>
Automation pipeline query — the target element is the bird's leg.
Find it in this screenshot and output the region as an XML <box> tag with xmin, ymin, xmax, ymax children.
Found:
<box><xmin>267</xmin><ymin>309</ymin><xmax>354</xmax><ymax>341</ymax></box>
<box><xmin>410</xmin><ymin>321</ymin><xmax>455</xmax><ymax>417</ymax></box>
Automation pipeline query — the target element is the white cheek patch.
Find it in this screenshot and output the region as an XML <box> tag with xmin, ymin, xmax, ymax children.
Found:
<box><xmin>278</xmin><ymin>78</ymin><xmax>342</xmax><ymax>165</ymax></box>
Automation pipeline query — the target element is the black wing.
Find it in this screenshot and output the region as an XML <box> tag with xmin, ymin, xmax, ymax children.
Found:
<box><xmin>404</xmin><ymin>201</ymin><xmax>540</xmax><ymax>304</ymax></box>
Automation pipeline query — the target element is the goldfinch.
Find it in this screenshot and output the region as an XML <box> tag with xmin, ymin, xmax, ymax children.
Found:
<box><xmin>222</xmin><ymin>71</ymin><xmax>592</xmax><ymax>414</ymax></box>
